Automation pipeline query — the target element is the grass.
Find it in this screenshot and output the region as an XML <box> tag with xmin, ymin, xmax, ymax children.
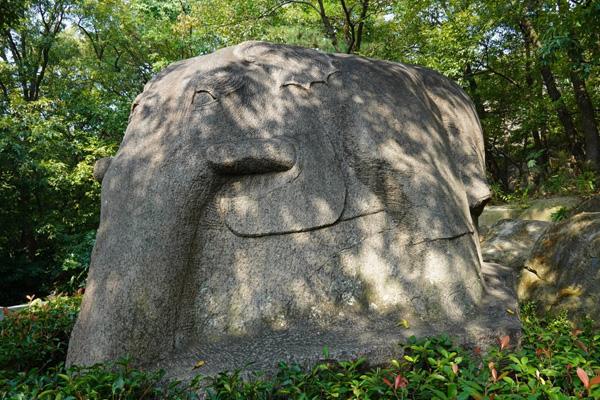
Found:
<box><xmin>1</xmin><ymin>297</ymin><xmax>599</xmax><ymax>399</ymax></box>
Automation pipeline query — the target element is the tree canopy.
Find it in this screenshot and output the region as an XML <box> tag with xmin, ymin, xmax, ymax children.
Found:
<box><xmin>1</xmin><ymin>0</ymin><xmax>598</xmax><ymax>304</ymax></box>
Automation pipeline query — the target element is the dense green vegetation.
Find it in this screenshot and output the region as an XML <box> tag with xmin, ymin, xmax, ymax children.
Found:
<box><xmin>1</xmin><ymin>296</ymin><xmax>599</xmax><ymax>398</ymax></box>
<box><xmin>0</xmin><ymin>1</ymin><xmax>599</xmax><ymax>304</ymax></box>
<box><xmin>0</xmin><ymin>295</ymin><xmax>80</xmax><ymax>372</ymax></box>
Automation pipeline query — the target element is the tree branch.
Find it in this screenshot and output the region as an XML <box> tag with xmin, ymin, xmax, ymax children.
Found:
<box><xmin>355</xmin><ymin>0</ymin><xmax>369</xmax><ymax>51</ymax></box>
<box><xmin>257</xmin><ymin>0</ymin><xmax>320</xmax><ymax>20</ymax></box>
<box><xmin>76</xmin><ymin>20</ymin><xmax>104</xmax><ymax>60</ymax></box>
<box><xmin>0</xmin><ymin>79</ymin><xmax>10</xmax><ymax>103</ymax></box>
<box><xmin>467</xmin><ymin>66</ymin><xmax>521</xmax><ymax>87</ymax></box>
<box><xmin>339</xmin><ymin>0</ymin><xmax>356</xmax><ymax>53</ymax></box>
<box><xmin>316</xmin><ymin>0</ymin><xmax>340</xmax><ymax>51</ymax></box>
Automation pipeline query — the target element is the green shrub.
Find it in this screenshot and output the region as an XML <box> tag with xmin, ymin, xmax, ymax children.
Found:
<box><xmin>1</xmin><ymin>297</ymin><xmax>600</xmax><ymax>399</ymax></box>
<box><xmin>0</xmin><ymin>297</ymin><xmax>202</xmax><ymax>399</ymax></box>
<box><xmin>53</xmin><ymin>230</ymin><xmax>97</xmax><ymax>294</ymax></box>
<box><xmin>0</xmin><ymin>359</ymin><xmax>202</xmax><ymax>400</ymax></box>
<box><xmin>0</xmin><ymin>295</ymin><xmax>80</xmax><ymax>372</ymax></box>
<box><xmin>202</xmin><ymin>304</ymin><xmax>600</xmax><ymax>399</ymax></box>
<box><xmin>550</xmin><ymin>206</ymin><xmax>569</xmax><ymax>222</ymax></box>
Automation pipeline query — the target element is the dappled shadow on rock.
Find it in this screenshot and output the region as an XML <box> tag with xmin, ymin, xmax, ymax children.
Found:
<box><xmin>481</xmin><ymin>219</ymin><xmax>549</xmax><ymax>269</ymax></box>
<box><xmin>66</xmin><ymin>41</ymin><xmax>521</xmax><ymax>379</ymax></box>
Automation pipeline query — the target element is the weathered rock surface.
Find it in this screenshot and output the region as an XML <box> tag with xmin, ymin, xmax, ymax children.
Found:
<box><xmin>481</xmin><ymin>219</ymin><xmax>549</xmax><ymax>269</ymax></box>
<box><xmin>67</xmin><ymin>41</ymin><xmax>520</xmax><ymax>379</ymax></box>
<box><xmin>479</xmin><ymin>206</ymin><xmax>524</xmax><ymax>229</ymax></box>
<box><xmin>479</xmin><ymin>196</ymin><xmax>582</xmax><ymax>228</ymax></box>
<box><xmin>92</xmin><ymin>157</ymin><xmax>112</xmax><ymax>182</ymax></box>
<box><xmin>519</xmin><ymin>212</ymin><xmax>600</xmax><ymax>322</ymax></box>
<box><xmin>567</xmin><ymin>194</ymin><xmax>600</xmax><ymax>216</ymax></box>
<box><xmin>518</xmin><ymin>196</ymin><xmax>581</xmax><ymax>221</ymax></box>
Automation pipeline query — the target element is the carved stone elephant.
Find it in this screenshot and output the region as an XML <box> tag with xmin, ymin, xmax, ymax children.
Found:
<box><xmin>67</xmin><ymin>42</ymin><xmax>519</xmax><ymax>379</ymax></box>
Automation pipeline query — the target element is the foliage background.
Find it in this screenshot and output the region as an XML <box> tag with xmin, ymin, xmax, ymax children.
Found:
<box><xmin>1</xmin><ymin>0</ymin><xmax>599</xmax><ymax>304</ymax></box>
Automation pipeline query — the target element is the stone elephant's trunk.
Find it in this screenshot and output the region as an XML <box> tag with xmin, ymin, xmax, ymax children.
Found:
<box><xmin>67</xmin><ymin>85</ymin><xmax>217</xmax><ymax>366</ymax></box>
<box><xmin>68</xmin><ymin>154</ymin><xmax>216</xmax><ymax>366</ymax></box>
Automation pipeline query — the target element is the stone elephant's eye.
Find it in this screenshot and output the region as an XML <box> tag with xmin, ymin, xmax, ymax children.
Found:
<box><xmin>192</xmin><ymin>90</ymin><xmax>217</xmax><ymax>108</ymax></box>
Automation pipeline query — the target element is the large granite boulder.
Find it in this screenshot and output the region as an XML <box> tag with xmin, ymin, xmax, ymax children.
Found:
<box><xmin>67</xmin><ymin>41</ymin><xmax>520</xmax><ymax>379</ymax></box>
<box><xmin>481</xmin><ymin>219</ymin><xmax>549</xmax><ymax>269</ymax></box>
<box><xmin>519</xmin><ymin>212</ymin><xmax>600</xmax><ymax>322</ymax></box>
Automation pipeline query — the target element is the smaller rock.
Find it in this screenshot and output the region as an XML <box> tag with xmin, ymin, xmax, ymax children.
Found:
<box><xmin>517</xmin><ymin>196</ymin><xmax>581</xmax><ymax>221</ymax></box>
<box><xmin>519</xmin><ymin>212</ymin><xmax>600</xmax><ymax>323</ymax></box>
<box><xmin>567</xmin><ymin>194</ymin><xmax>600</xmax><ymax>217</ymax></box>
<box><xmin>481</xmin><ymin>219</ymin><xmax>549</xmax><ymax>269</ymax></box>
<box><xmin>479</xmin><ymin>196</ymin><xmax>582</xmax><ymax>228</ymax></box>
<box><xmin>478</xmin><ymin>206</ymin><xmax>523</xmax><ymax>228</ymax></box>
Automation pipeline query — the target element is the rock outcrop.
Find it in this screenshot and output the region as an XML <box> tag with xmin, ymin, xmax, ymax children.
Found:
<box><xmin>67</xmin><ymin>41</ymin><xmax>520</xmax><ymax>379</ymax></box>
<box><xmin>519</xmin><ymin>212</ymin><xmax>600</xmax><ymax>323</ymax></box>
<box><xmin>481</xmin><ymin>219</ymin><xmax>549</xmax><ymax>269</ymax></box>
<box><xmin>479</xmin><ymin>196</ymin><xmax>582</xmax><ymax>229</ymax></box>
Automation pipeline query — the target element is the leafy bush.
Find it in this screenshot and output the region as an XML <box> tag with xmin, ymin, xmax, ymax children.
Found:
<box><xmin>199</xmin><ymin>304</ymin><xmax>600</xmax><ymax>399</ymax></box>
<box><xmin>0</xmin><ymin>295</ymin><xmax>80</xmax><ymax>372</ymax></box>
<box><xmin>203</xmin><ymin>323</ymin><xmax>600</xmax><ymax>399</ymax></box>
<box><xmin>0</xmin><ymin>296</ymin><xmax>202</xmax><ymax>399</ymax></box>
<box><xmin>490</xmin><ymin>182</ymin><xmax>532</xmax><ymax>205</ymax></box>
<box><xmin>490</xmin><ymin>164</ymin><xmax>598</xmax><ymax>207</ymax></box>
<box><xmin>1</xmin><ymin>297</ymin><xmax>599</xmax><ymax>399</ymax></box>
<box><xmin>53</xmin><ymin>230</ymin><xmax>97</xmax><ymax>294</ymax></box>
<box><xmin>0</xmin><ymin>360</ymin><xmax>202</xmax><ymax>400</ymax></box>
<box><xmin>551</xmin><ymin>206</ymin><xmax>569</xmax><ymax>222</ymax></box>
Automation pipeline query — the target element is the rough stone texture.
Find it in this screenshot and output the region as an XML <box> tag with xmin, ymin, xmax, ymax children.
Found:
<box><xmin>519</xmin><ymin>212</ymin><xmax>600</xmax><ymax>322</ymax></box>
<box><xmin>67</xmin><ymin>41</ymin><xmax>520</xmax><ymax>379</ymax></box>
<box><xmin>479</xmin><ymin>206</ymin><xmax>524</xmax><ymax>229</ymax></box>
<box><xmin>481</xmin><ymin>219</ymin><xmax>549</xmax><ymax>269</ymax></box>
<box><xmin>92</xmin><ymin>157</ymin><xmax>112</xmax><ymax>182</ymax></box>
<box><xmin>518</xmin><ymin>196</ymin><xmax>582</xmax><ymax>221</ymax></box>
<box><xmin>567</xmin><ymin>194</ymin><xmax>600</xmax><ymax>217</ymax></box>
<box><xmin>479</xmin><ymin>196</ymin><xmax>582</xmax><ymax>228</ymax></box>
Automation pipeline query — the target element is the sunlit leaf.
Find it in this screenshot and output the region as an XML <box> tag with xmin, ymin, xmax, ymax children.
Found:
<box><xmin>499</xmin><ymin>335</ymin><xmax>510</xmax><ymax>350</ymax></box>
<box><xmin>577</xmin><ymin>367</ymin><xmax>590</xmax><ymax>389</ymax></box>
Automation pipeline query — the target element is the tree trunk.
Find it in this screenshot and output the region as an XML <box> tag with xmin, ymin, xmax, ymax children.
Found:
<box><xmin>519</xmin><ymin>18</ymin><xmax>584</xmax><ymax>160</ymax></box>
<box><xmin>464</xmin><ymin>64</ymin><xmax>486</xmax><ymax>119</ymax></box>
<box><xmin>316</xmin><ymin>0</ymin><xmax>340</xmax><ymax>52</ymax></box>
<box><xmin>355</xmin><ymin>0</ymin><xmax>369</xmax><ymax>52</ymax></box>
<box><xmin>570</xmin><ymin>69</ymin><xmax>600</xmax><ymax>170</ymax></box>
<box><xmin>524</xmin><ymin>38</ymin><xmax>548</xmax><ymax>175</ymax></box>
<box><xmin>557</xmin><ymin>0</ymin><xmax>600</xmax><ymax>170</ymax></box>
